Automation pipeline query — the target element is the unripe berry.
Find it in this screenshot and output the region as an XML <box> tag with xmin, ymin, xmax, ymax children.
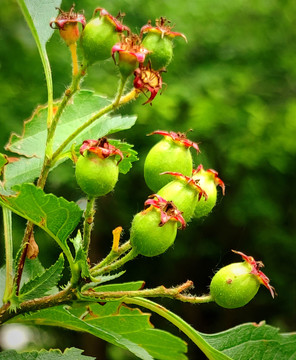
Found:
<box><xmin>192</xmin><ymin>165</ymin><xmax>225</xmax><ymax>218</ymax></box>
<box><xmin>142</xmin><ymin>33</ymin><xmax>173</xmax><ymax>70</ymax></box>
<box><xmin>112</xmin><ymin>34</ymin><xmax>149</xmax><ymax>79</ymax></box>
<box><xmin>158</xmin><ymin>173</ymin><xmax>207</xmax><ymax>222</ymax></box>
<box><xmin>130</xmin><ymin>195</ymin><xmax>185</xmax><ymax>257</ymax></box>
<box><xmin>144</xmin><ymin>131</ymin><xmax>200</xmax><ymax>192</ymax></box>
<box><xmin>140</xmin><ymin>18</ymin><xmax>186</xmax><ymax>70</ymax></box>
<box><xmin>50</xmin><ymin>5</ymin><xmax>86</xmax><ymax>46</ymax></box>
<box><xmin>80</xmin><ymin>8</ymin><xmax>129</xmax><ymax>65</ymax></box>
<box><xmin>75</xmin><ymin>138</ymin><xmax>123</xmax><ymax>198</ymax></box>
<box><xmin>210</xmin><ymin>251</ymin><xmax>275</xmax><ymax>309</ymax></box>
<box><xmin>130</xmin><ymin>208</ymin><xmax>177</xmax><ymax>257</ymax></box>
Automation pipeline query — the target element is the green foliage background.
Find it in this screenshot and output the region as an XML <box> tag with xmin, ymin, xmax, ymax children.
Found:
<box><xmin>0</xmin><ymin>0</ymin><xmax>296</xmax><ymax>358</ymax></box>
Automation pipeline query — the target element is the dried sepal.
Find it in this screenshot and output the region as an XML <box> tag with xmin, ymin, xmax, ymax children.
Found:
<box><xmin>79</xmin><ymin>138</ymin><xmax>124</xmax><ymax>163</ymax></box>
<box><xmin>232</xmin><ymin>250</ymin><xmax>275</xmax><ymax>298</ymax></box>
<box><xmin>148</xmin><ymin>130</ymin><xmax>200</xmax><ymax>153</ymax></box>
<box><xmin>144</xmin><ymin>194</ymin><xmax>186</xmax><ymax>229</ymax></box>
<box><xmin>193</xmin><ymin>164</ymin><xmax>225</xmax><ymax>195</ymax></box>
<box><xmin>160</xmin><ymin>172</ymin><xmax>208</xmax><ymax>201</ymax></box>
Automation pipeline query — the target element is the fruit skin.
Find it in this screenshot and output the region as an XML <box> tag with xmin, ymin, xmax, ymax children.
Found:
<box><xmin>80</xmin><ymin>16</ymin><xmax>120</xmax><ymax>65</ymax></box>
<box><xmin>130</xmin><ymin>208</ymin><xmax>177</xmax><ymax>257</ymax></box>
<box><xmin>192</xmin><ymin>170</ymin><xmax>217</xmax><ymax>218</ymax></box>
<box><xmin>210</xmin><ymin>261</ymin><xmax>260</xmax><ymax>309</ymax></box>
<box><xmin>158</xmin><ymin>179</ymin><xmax>199</xmax><ymax>222</ymax></box>
<box><xmin>75</xmin><ymin>152</ymin><xmax>119</xmax><ymax>197</ymax></box>
<box><xmin>142</xmin><ymin>33</ymin><xmax>173</xmax><ymax>70</ymax></box>
<box><xmin>144</xmin><ymin>137</ymin><xmax>193</xmax><ymax>192</ymax></box>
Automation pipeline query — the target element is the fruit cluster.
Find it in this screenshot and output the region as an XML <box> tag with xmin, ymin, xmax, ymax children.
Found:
<box><xmin>51</xmin><ymin>5</ymin><xmax>186</xmax><ymax>104</ymax></box>
<box><xmin>52</xmin><ymin>4</ymin><xmax>275</xmax><ymax>310</ymax></box>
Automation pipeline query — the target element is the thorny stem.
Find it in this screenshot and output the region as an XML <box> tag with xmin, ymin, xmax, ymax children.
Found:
<box><xmin>2</xmin><ymin>208</ymin><xmax>13</xmax><ymax>303</ymax></box>
<box><xmin>82</xmin><ymin>280</ymin><xmax>214</xmax><ymax>304</ymax></box>
<box><xmin>91</xmin><ymin>248</ymin><xmax>138</xmax><ymax>277</ymax></box>
<box><xmin>90</xmin><ymin>240</ymin><xmax>132</xmax><ymax>273</ymax></box>
<box><xmin>123</xmin><ymin>297</ymin><xmax>221</xmax><ymax>360</ymax></box>
<box><xmin>83</xmin><ymin>196</ymin><xmax>96</xmax><ymax>253</ymax></box>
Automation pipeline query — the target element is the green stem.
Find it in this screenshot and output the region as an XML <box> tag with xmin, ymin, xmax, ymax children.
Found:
<box><xmin>2</xmin><ymin>208</ymin><xmax>13</xmax><ymax>303</ymax></box>
<box><xmin>37</xmin><ymin>65</ymin><xmax>87</xmax><ymax>189</ymax></box>
<box><xmin>124</xmin><ymin>297</ymin><xmax>230</xmax><ymax>360</ymax></box>
<box><xmin>82</xmin><ymin>280</ymin><xmax>214</xmax><ymax>304</ymax></box>
<box><xmin>92</xmin><ymin>248</ymin><xmax>138</xmax><ymax>277</ymax></box>
<box><xmin>113</xmin><ymin>76</ymin><xmax>128</xmax><ymax>107</ymax></box>
<box><xmin>51</xmin><ymin>89</ymin><xmax>138</xmax><ymax>165</ymax></box>
<box><xmin>83</xmin><ymin>196</ymin><xmax>96</xmax><ymax>253</ymax></box>
<box><xmin>0</xmin><ymin>285</ymin><xmax>75</xmax><ymax>325</ymax></box>
<box><xmin>90</xmin><ymin>241</ymin><xmax>132</xmax><ymax>273</ymax></box>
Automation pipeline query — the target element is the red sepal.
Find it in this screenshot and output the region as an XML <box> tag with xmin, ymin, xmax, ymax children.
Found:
<box><xmin>232</xmin><ymin>250</ymin><xmax>275</xmax><ymax>298</ymax></box>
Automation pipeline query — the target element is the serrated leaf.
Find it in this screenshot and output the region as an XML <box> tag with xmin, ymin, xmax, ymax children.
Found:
<box><xmin>4</xmin><ymin>91</ymin><xmax>137</xmax><ymax>188</ymax></box>
<box><xmin>0</xmin><ymin>347</ymin><xmax>95</xmax><ymax>360</ymax></box>
<box><xmin>108</xmin><ymin>140</ymin><xmax>138</xmax><ymax>174</ymax></box>
<box><xmin>19</xmin><ymin>254</ymin><xmax>64</xmax><ymax>301</ymax></box>
<box><xmin>200</xmin><ymin>321</ymin><xmax>296</xmax><ymax>359</ymax></box>
<box><xmin>6</xmin><ymin>91</ymin><xmax>136</xmax><ymax>158</ymax></box>
<box><xmin>0</xmin><ymin>183</ymin><xmax>82</xmax><ymax>249</ymax></box>
<box><xmin>11</xmin><ymin>282</ymin><xmax>187</xmax><ymax>360</ymax></box>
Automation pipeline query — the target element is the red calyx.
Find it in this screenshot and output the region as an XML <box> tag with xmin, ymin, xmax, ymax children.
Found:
<box><xmin>193</xmin><ymin>164</ymin><xmax>225</xmax><ymax>195</ymax></box>
<box><xmin>232</xmin><ymin>250</ymin><xmax>275</xmax><ymax>298</ymax></box>
<box><xmin>160</xmin><ymin>171</ymin><xmax>208</xmax><ymax>201</ymax></box>
<box><xmin>50</xmin><ymin>5</ymin><xmax>86</xmax><ymax>35</ymax></box>
<box><xmin>79</xmin><ymin>138</ymin><xmax>124</xmax><ymax>163</ymax></box>
<box><xmin>93</xmin><ymin>7</ymin><xmax>130</xmax><ymax>33</ymax></box>
<box><xmin>112</xmin><ymin>34</ymin><xmax>149</xmax><ymax>64</ymax></box>
<box><xmin>148</xmin><ymin>130</ymin><xmax>200</xmax><ymax>153</ymax></box>
<box><xmin>144</xmin><ymin>194</ymin><xmax>186</xmax><ymax>229</ymax></box>
<box><xmin>133</xmin><ymin>63</ymin><xmax>163</xmax><ymax>105</ymax></box>
<box><xmin>140</xmin><ymin>17</ymin><xmax>187</xmax><ymax>41</ymax></box>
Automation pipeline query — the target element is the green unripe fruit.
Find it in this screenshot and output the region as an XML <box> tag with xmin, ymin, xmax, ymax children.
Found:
<box><xmin>75</xmin><ymin>152</ymin><xmax>119</xmax><ymax>197</ymax></box>
<box><xmin>158</xmin><ymin>178</ymin><xmax>201</xmax><ymax>222</ymax></box>
<box><xmin>142</xmin><ymin>33</ymin><xmax>173</xmax><ymax>70</ymax></box>
<box><xmin>130</xmin><ymin>208</ymin><xmax>177</xmax><ymax>257</ymax></box>
<box><xmin>193</xmin><ymin>172</ymin><xmax>217</xmax><ymax>218</ymax></box>
<box><xmin>210</xmin><ymin>261</ymin><xmax>260</xmax><ymax>309</ymax></box>
<box><xmin>144</xmin><ymin>137</ymin><xmax>193</xmax><ymax>193</ymax></box>
<box><xmin>80</xmin><ymin>16</ymin><xmax>120</xmax><ymax>65</ymax></box>
<box><xmin>192</xmin><ymin>165</ymin><xmax>225</xmax><ymax>219</ymax></box>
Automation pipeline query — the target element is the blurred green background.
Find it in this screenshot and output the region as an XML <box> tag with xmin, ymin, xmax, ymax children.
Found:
<box><xmin>1</xmin><ymin>0</ymin><xmax>296</xmax><ymax>359</ymax></box>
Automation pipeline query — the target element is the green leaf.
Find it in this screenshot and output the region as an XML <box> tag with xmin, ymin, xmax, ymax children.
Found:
<box><xmin>0</xmin><ymin>347</ymin><xmax>95</xmax><ymax>360</ymax></box>
<box><xmin>19</xmin><ymin>254</ymin><xmax>64</xmax><ymax>301</ymax></box>
<box><xmin>0</xmin><ymin>183</ymin><xmax>82</xmax><ymax>251</ymax></box>
<box><xmin>4</xmin><ymin>91</ymin><xmax>137</xmax><ymax>188</ymax></box>
<box><xmin>81</xmin><ymin>272</ymin><xmax>127</xmax><ymax>291</ymax></box>
<box><xmin>11</xmin><ymin>282</ymin><xmax>187</xmax><ymax>360</ymax></box>
<box><xmin>17</xmin><ymin>0</ymin><xmax>61</xmax><ymax>128</ymax></box>
<box><xmin>109</xmin><ymin>140</ymin><xmax>139</xmax><ymax>174</ymax></box>
<box><xmin>200</xmin><ymin>321</ymin><xmax>296</xmax><ymax>359</ymax></box>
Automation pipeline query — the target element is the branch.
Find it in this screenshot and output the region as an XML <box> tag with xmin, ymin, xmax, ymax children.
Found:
<box><xmin>81</xmin><ymin>280</ymin><xmax>213</xmax><ymax>304</ymax></box>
